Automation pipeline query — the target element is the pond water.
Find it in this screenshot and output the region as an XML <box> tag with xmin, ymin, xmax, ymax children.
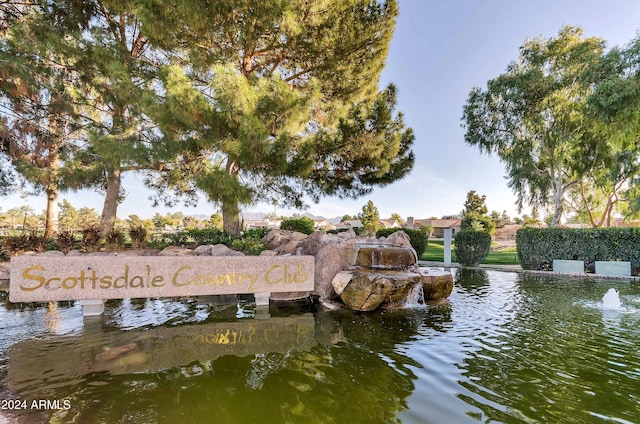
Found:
<box><xmin>1</xmin><ymin>269</ymin><xmax>640</xmax><ymax>424</ymax></box>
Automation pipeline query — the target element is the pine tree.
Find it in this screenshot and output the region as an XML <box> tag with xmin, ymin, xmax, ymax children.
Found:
<box><xmin>360</xmin><ymin>200</ymin><xmax>380</xmax><ymax>237</ymax></box>
<box><xmin>142</xmin><ymin>0</ymin><xmax>414</xmax><ymax>234</ymax></box>
<box><xmin>0</xmin><ymin>6</ymin><xmax>85</xmax><ymax>237</ymax></box>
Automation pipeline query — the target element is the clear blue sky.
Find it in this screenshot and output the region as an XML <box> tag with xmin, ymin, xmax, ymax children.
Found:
<box><xmin>5</xmin><ymin>0</ymin><xmax>640</xmax><ymax>220</ymax></box>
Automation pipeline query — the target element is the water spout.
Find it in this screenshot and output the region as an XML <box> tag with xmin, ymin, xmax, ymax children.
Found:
<box><xmin>601</xmin><ymin>288</ymin><xmax>622</xmax><ymax>310</ymax></box>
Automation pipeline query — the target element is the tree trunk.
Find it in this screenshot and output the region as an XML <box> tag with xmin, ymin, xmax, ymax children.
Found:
<box><xmin>100</xmin><ymin>167</ymin><xmax>121</xmax><ymax>236</ymax></box>
<box><xmin>44</xmin><ymin>185</ymin><xmax>59</xmax><ymax>238</ymax></box>
<box><xmin>43</xmin><ymin>158</ymin><xmax>60</xmax><ymax>239</ymax></box>
<box><xmin>552</xmin><ymin>180</ymin><xmax>564</xmax><ymax>227</ymax></box>
<box><xmin>222</xmin><ymin>201</ymin><xmax>241</xmax><ymax>236</ymax></box>
<box><xmin>222</xmin><ymin>159</ymin><xmax>241</xmax><ymax>235</ymax></box>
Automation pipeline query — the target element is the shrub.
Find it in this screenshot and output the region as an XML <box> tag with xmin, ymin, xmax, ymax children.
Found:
<box><xmin>280</xmin><ymin>217</ymin><xmax>315</xmax><ymax>235</ymax></box>
<box><xmin>242</xmin><ymin>228</ymin><xmax>270</xmax><ymax>240</ymax></box>
<box><xmin>105</xmin><ymin>228</ymin><xmax>125</xmax><ymax>251</ymax></box>
<box><xmin>1</xmin><ymin>232</ymin><xmax>48</xmax><ymax>255</ymax></box>
<box><xmin>376</xmin><ymin>228</ymin><xmax>429</xmax><ymax>257</ymax></box>
<box><xmin>128</xmin><ymin>225</ymin><xmax>149</xmax><ymax>249</ymax></box>
<box><xmin>231</xmin><ymin>235</ymin><xmax>267</xmax><ymax>255</ymax></box>
<box><xmin>56</xmin><ymin>229</ymin><xmax>79</xmax><ymax>253</ymax></box>
<box><xmin>82</xmin><ymin>225</ymin><xmax>102</xmax><ymax>252</ymax></box>
<box><xmin>185</xmin><ymin>228</ymin><xmax>233</xmax><ymax>246</ymax></box>
<box><xmin>454</xmin><ymin>230</ymin><xmax>491</xmax><ymax>266</ymax></box>
<box><xmin>516</xmin><ymin>227</ymin><xmax>640</xmax><ymax>274</ymax></box>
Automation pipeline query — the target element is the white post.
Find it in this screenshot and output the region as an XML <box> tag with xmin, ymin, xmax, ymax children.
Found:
<box><xmin>406</xmin><ymin>216</ymin><xmax>414</xmax><ymax>229</ymax></box>
<box><xmin>254</xmin><ymin>292</ymin><xmax>271</xmax><ymax>306</ymax></box>
<box><xmin>80</xmin><ymin>299</ymin><xmax>105</xmax><ymax>316</ymax></box>
<box><xmin>443</xmin><ymin>229</ymin><xmax>452</xmax><ymax>266</ymax></box>
<box><xmin>254</xmin><ymin>292</ymin><xmax>271</xmax><ymax>319</ymax></box>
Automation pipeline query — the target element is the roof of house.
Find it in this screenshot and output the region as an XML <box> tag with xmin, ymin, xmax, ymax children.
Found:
<box><xmin>378</xmin><ymin>219</ymin><xmax>400</xmax><ymax>228</ymax></box>
<box><xmin>415</xmin><ymin>219</ymin><xmax>461</xmax><ymax>228</ymax></box>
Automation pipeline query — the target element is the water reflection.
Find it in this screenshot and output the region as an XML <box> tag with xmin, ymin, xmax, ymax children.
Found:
<box><xmin>2</xmin><ymin>272</ymin><xmax>640</xmax><ymax>423</ymax></box>
<box><xmin>2</xmin><ymin>298</ymin><xmax>430</xmax><ymax>424</ymax></box>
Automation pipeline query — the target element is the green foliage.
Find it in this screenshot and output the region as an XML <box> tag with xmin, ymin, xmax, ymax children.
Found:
<box><xmin>231</xmin><ymin>233</ymin><xmax>267</xmax><ymax>256</ymax></box>
<box><xmin>360</xmin><ymin>200</ymin><xmax>380</xmax><ymax>237</ymax></box>
<box><xmin>149</xmin><ymin>228</ymin><xmax>234</xmax><ymax>249</ymax></box>
<box><xmin>419</xmin><ymin>224</ymin><xmax>434</xmax><ymax>237</ymax></box>
<box><xmin>463</xmin><ymin>191</ymin><xmax>488</xmax><ymax>215</ymax></box>
<box><xmin>376</xmin><ymin>228</ymin><xmax>429</xmax><ymax>257</ymax></box>
<box><xmin>280</xmin><ymin>217</ymin><xmax>315</xmax><ymax>235</ymax></box>
<box><xmin>454</xmin><ymin>231</ymin><xmax>492</xmax><ymax>266</ymax></box>
<box><xmin>462</xmin><ymin>26</ymin><xmax>606</xmax><ymax>226</ymax></box>
<box><xmin>516</xmin><ymin>227</ymin><xmax>640</xmax><ymax>274</ymax></box>
<box><xmin>185</xmin><ymin>228</ymin><xmax>234</xmax><ymax>246</ymax></box>
<box><xmin>242</xmin><ymin>228</ymin><xmax>270</xmax><ymax>240</ymax></box>
<box><xmin>461</xmin><ymin>212</ymin><xmax>496</xmax><ymax>234</ymax></box>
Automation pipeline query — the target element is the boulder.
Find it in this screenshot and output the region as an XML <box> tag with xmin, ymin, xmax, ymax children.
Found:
<box><xmin>334</xmin><ymin>270</ymin><xmax>422</xmax><ymax>312</ymax></box>
<box><xmin>209</xmin><ymin>244</ymin><xmax>232</xmax><ymax>256</ymax></box>
<box><xmin>36</xmin><ymin>250</ymin><xmax>65</xmax><ymax>257</ymax></box>
<box><xmin>275</xmin><ymin>240</ymin><xmax>301</xmax><ymax>255</ymax></box>
<box><xmin>337</xmin><ymin>229</ymin><xmax>357</xmax><ymax>240</ymax></box>
<box><xmin>354</xmin><ymin>245</ymin><xmax>417</xmax><ymax>269</ymax></box>
<box><xmin>289</xmin><ymin>231</ymin><xmax>309</xmax><ymax>242</ymax></box>
<box><xmin>262</xmin><ymin>229</ymin><xmax>293</xmax><ymax>250</ymax></box>
<box><xmin>158</xmin><ymin>246</ymin><xmax>196</xmax><ymax>256</ymax></box>
<box><xmin>383</xmin><ymin>230</ymin><xmax>412</xmax><ymax>247</ymax></box>
<box><xmin>421</xmin><ymin>270</ymin><xmax>454</xmax><ymax>300</ymax></box>
<box><xmin>295</xmin><ymin>231</ymin><xmax>329</xmax><ymax>256</ymax></box>
<box><xmin>313</xmin><ymin>245</ymin><xmax>350</xmax><ymax>300</ymax></box>
<box><xmin>194</xmin><ymin>245</ymin><xmax>214</xmax><ymax>255</ymax></box>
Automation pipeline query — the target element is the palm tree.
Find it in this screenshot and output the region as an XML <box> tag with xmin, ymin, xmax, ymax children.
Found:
<box><xmin>6</xmin><ymin>207</ymin><xmax>22</xmax><ymax>231</ymax></box>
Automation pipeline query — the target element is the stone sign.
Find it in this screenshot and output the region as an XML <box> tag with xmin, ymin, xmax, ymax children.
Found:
<box><xmin>9</xmin><ymin>255</ymin><xmax>314</xmax><ymax>302</ymax></box>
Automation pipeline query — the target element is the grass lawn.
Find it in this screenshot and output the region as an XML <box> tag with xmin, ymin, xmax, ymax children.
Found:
<box><xmin>420</xmin><ymin>240</ymin><xmax>520</xmax><ymax>265</ymax></box>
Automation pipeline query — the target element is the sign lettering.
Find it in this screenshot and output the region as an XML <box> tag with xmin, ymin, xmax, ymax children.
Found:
<box><xmin>9</xmin><ymin>256</ymin><xmax>314</xmax><ymax>302</ymax></box>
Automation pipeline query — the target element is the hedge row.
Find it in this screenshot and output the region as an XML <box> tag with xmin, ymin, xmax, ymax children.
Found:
<box><xmin>454</xmin><ymin>230</ymin><xmax>491</xmax><ymax>266</ymax></box>
<box><xmin>516</xmin><ymin>227</ymin><xmax>640</xmax><ymax>274</ymax></box>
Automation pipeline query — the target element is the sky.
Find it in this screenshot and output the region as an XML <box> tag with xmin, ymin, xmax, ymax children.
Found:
<box><xmin>4</xmin><ymin>0</ymin><xmax>640</xmax><ymax>221</ymax></box>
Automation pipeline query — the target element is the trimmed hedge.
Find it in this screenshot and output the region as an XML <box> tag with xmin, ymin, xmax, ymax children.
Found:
<box><xmin>516</xmin><ymin>227</ymin><xmax>640</xmax><ymax>274</ymax></box>
<box><xmin>280</xmin><ymin>217</ymin><xmax>315</xmax><ymax>235</ymax></box>
<box><xmin>454</xmin><ymin>230</ymin><xmax>491</xmax><ymax>266</ymax></box>
<box><xmin>377</xmin><ymin>228</ymin><xmax>429</xmax><ymax>257</ymax></box>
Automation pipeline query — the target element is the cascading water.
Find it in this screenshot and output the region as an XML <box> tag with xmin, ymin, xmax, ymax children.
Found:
<box><xmin>402</xmin><ymin>281</ymin><xmax>425</xmax><ymax>308</ymax></box>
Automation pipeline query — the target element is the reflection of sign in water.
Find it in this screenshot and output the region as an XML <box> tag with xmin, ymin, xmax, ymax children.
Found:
<box><xmin>8</xmin><ymin>316</ymin><xmax>316</xmax><ymax>389</ymax></box>
<box><xmin>9</xmin><ymin>256</ymin><xmax>314</xmax><ymax>302</ymax></box>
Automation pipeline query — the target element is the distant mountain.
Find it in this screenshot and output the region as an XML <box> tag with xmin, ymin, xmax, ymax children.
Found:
<box><xmin>241</xmin><ymin>211</ymin><xmax>343</xmax><ymax>224</ymax></box>
<box><xmin>242</xmin><ymin>212</ymin><xmax>266</xmax><ymax>221</ymax></box>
